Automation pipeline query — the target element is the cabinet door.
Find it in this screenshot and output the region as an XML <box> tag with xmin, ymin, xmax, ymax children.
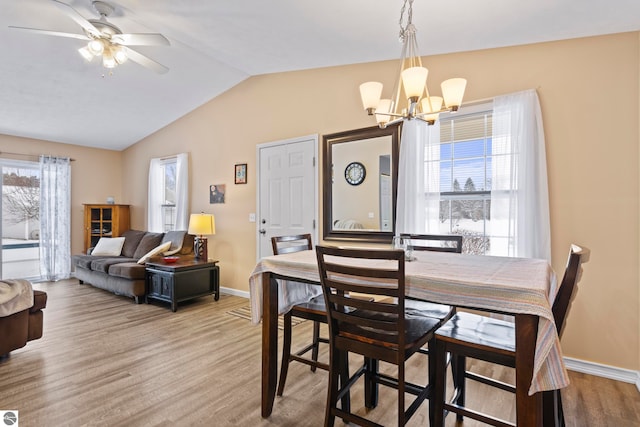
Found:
<box><xmin>149</xmin><ymin>273</ymin><xmax>173</xmax><ymax>298</ymax></box>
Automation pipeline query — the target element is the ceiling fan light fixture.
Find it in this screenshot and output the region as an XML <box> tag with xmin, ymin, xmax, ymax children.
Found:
<box><xmin>113</xmin><ymin>46</ymin><xmax>128</xmax><ymax>64</ymax></box>
<box><xmin>102</xmin><ymin>50</ymin><xmax>116</xmax><ymax>68</ymax></box>
<box><xmin>87</xmin><ymin>39</ymin><xmax>104</xmax><ymax>55</ymax></box>
<box><xmin>78</xmin><ymin>46</ymin><xmax>94</xmax><ymax>61</ymax></box>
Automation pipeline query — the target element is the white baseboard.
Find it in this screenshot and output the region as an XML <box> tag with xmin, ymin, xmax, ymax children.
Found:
<box><xmin>564</xmin><ymin>357</ymin><xmax>640</xmax><ymax>392</ymax></box>
<box><xmin>220</xmin><ymin>286</ymin><xmax>250</xmax><ymax>299</ymax></box>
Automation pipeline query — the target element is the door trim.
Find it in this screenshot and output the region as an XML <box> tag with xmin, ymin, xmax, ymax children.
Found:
<box><xmin>255</xmin><ymin>134</ymin><xmax>319</xmax><ymax>261</ymax></box>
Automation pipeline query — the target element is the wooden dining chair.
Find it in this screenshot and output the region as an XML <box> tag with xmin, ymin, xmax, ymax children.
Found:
<box><xmin>271</xmin><ymin>234</ymin><xmax>328</xmax><ymax>397</ymax></box>
<box><xmin>432</xmin><ymin>244</ymin><xmax>587</xmax><ymax>427</ymax></box>
<box><xmin>400</xmin><ymin>233</ymin><xmax>463</xmax><ymax>254</ymax></box>
<box><xmin>400</xmin><ymin>234</ymin><xmax>462</xmax><ymax>338</ymax></box>
<box><xmin>316</xmin><ymin>245</ymin><xmax>442</xmax><ymax>426</ymax></box>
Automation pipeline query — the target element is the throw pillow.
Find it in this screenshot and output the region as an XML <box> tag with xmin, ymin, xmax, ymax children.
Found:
<box><xmin>91</xmin><ymin>237</ymin><xmax>125</xmax><ymax>256</ymax></box>
<box><xmin>161</xmin><ymin>230</ymin><xmax>187</xmax><ymax>256</ymax></box>
<box><xmin>137</xmin><ymin>241</ymin><xmax>172</xmax><ymax>264</ymax></box>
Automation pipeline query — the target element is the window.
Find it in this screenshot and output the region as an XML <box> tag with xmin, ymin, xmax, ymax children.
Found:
<box><xmin>398</xmin><ymin>90</ymin><xmax>550</xmax><ymax>260</ymax></box>
<box><xmin>1</xmin><ymin>160</ymin><xmax>41</xmax><ymax>279</ymax></box>
<box><xmin>160</xmin><ymin>158</ymin><xmax>177</xmax><ymax>232</ymax></box>
<box><xmin>148</xmin><ymin>153</ymin><xmax>188</xmax><ymax>232</ymax></box>
<box><xmin>435</xmin><ymin>106</ymin><xmax>493</xmax><ymax>254</ymax></box>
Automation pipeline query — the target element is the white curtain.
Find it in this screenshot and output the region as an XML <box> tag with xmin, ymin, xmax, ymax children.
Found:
<box><xmin>148</xmin><ymin>153</ymin><xmax>189</xmax><ymax>232</ymax></box>
<box><xmin>396</xmin><ymin>120</ymin><xmax>441</xmax><ymax>235</ymax></box>
<box><xmin>491</xmin><ymin>89</ymin><xmax>551</xmax><ymax>261</ymax></box>
<box><xmin>39</xmin><ymin>156</ymin><xmax>71</xmax><ymax>281</ymax></box>
<box><xmin>147</xmin><ymin>157</ymin><xmax>163</xmax><ymax>232</ymax></box>
<box><xmin>174</xmin><ymin>153</ymin><xmax>189</xmax><ymax>230</ymax></box>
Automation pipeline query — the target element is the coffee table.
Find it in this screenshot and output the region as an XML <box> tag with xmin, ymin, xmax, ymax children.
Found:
<box><xmin>145</xmin><ymin>257</ymin><xmax>219</xmax><ymax>312</ymax></box>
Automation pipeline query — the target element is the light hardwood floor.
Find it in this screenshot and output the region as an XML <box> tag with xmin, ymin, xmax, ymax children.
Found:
<box><xmin>0</xmin><ymin>279</ymin><xmax>638</xmax><ymax>426</ymax></box>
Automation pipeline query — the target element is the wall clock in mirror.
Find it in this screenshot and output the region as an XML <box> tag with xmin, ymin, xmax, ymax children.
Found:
<box><xmin>344</xmin><ymin>161</ymin><xmax>366</xmax><ymax>186</ymax></box>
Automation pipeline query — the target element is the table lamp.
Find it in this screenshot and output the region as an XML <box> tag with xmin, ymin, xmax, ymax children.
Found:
<box><xmin>188</xmin><ymin>213</ymin><xmax>215</xmax><ymax>260</ymax></box>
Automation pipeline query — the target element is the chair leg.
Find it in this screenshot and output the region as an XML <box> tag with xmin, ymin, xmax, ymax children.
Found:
<box><xmin>451</xmin><ymin>354</ymin><xmax>466</xmax><ymax>421</ymax></box>
<box><xmin>543</xmin><ymin>389</ymin><xmax>565</xmax><ymax>427</ymax></box>
<box><xmin>428</xmin><ymin>339</ymin><xmax>437</xmax><ymax>426</ymax></box>
<box><xmin>338</xmin><ymin>351</ymin><xmax>351</xmax><ymax>414</ymax></box>
<box><xmin>432</xmin><ymin>339</ymin><xmax>448</xmax><ymax>427</ymax></box>
<box><xmin>398</xmin><ymin>361</ymin><xmax>406</xmax><ymax>426</ymax></box>
<box><xmin>325</xmin><ymin>346</ymin><xmax>341</xmax><ymax>427</ymax></box>
<box><xmin>277</xmin><ymin>312</ymin><xmax>293</xmax><ymax>396</ymax></box>
<box><xmin>310</xmin><ymin>320</ymin><xmax>320</xmax><ymax>372</ymax></box>
<box><xmin>364</xmin><ymin>357</ymin><xmax>379</xmax><ymax>409</ymax></box>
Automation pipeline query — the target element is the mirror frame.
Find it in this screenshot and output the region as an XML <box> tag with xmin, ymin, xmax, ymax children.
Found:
<box><xmin>323</xmin><ymin>123</ymin><xmax>401</xmax><ymax>243</ymax></box>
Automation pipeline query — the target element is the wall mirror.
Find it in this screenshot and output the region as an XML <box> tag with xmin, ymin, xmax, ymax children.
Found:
<box><xmin>323</xmin><ymin>124</ymin><xmax>401</xmax><ymax>243</ymax></box>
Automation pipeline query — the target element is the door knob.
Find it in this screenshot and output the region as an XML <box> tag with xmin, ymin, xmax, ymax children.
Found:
<box><xmin>259</xmin><ymin>229</ymin><xmax>266</xmax><ymax>235</ymax></box>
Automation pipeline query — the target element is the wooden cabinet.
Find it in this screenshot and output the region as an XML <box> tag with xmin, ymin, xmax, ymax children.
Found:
<box><xmin>83</xmin><ymin>204</ymin><xmax>130</xmax><ymax>252</ymax></box>
<box><xmin>145</xmin><ymin>259</ymin><xmax>220</xmax><ymax>312</ymax></box>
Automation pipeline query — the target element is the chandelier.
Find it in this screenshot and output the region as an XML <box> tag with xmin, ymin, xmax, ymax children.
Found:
<box><xmin>359</xmin><ymin>0</ymin><xmax>467</xmax><ymax>128</ymax></box>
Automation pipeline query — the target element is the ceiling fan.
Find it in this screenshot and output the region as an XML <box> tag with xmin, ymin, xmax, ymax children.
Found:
<box><xmin>9</xmin><ymin>0</ymin><xmax>170</xmax><ymax>74</ymax></box>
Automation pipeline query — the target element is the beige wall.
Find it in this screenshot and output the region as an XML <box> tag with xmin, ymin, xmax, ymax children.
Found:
<box><xmin>0</xmin><ymin>135</ymin><xmax>123</xmax><ymax>255</ymax></box>
<box><xmin>121</xmin><ymin>32</ymin><xmax>640</xmax><ymax>371</ymax></box>
<box><xmin>6</xmin><ymin>32</ymin><xmax>635</xmax><ymax>371</ymax></box>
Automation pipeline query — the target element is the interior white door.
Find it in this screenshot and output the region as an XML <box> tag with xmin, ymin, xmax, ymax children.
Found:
<box><xmin>257</xmin><ymin>135</ymin><xmax>317</xmax><ymax>260</ymax></box>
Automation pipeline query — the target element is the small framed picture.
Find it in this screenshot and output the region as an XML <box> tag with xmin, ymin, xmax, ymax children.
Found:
<box><xmin>210</xmin><ymin>184</ymin><xmax>226</xmax><ymax>204</ymax></box>
<box><xmin>235</xmin><ymin>163</ymin><xmax>247</xmax><ymax>184</ymax></box>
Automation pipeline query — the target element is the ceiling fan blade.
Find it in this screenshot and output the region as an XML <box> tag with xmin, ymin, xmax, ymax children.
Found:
<box><xmin>51</xmin><ymin>0</ymin><xmax>101</xmax><ymax>36</ymax></box>
<box><xmin>124</xmin><ymin>47</ymin><xmax>169</xmax><ymax>74</ymax></box>
<box><xmin>112</xmin><ymin>33</ymin><xmax>170</xmax><ymax>46</ymax></box>
<box><xmin>8</xmin><ymin>26</ymin><xmax>90</xmax><ymax>41</ymax></box>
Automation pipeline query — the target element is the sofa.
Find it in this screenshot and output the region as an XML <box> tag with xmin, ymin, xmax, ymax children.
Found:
<box><xmin>0</xmin><ymin>279</ymin><xmax>47</xmax><ymax>360</ymax></box>
<box><xmin>72</xmin><ymin>229</ymin><xmax>194</xmax><ymax>303</ymax></box>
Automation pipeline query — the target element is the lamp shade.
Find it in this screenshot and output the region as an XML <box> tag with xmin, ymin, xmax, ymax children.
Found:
<box><xmin>441</xmin><ymin>78</ymin><xmax>467</xmax><ymax>109</ymax></box>
<box><xmin>401</xmin><ymin>66</ymin><xmax>428</xmax><ymax>99</ymax></box>
<box><xmin>375</xmin><ymin>99</ymin><xmax>393</xmax><ymax>126</ymax></box>
<box><xmin>188</xmin><ymin>213</ymin><xmax>216</xmax><ymax>236</ymax></box>
<box><xmin>421</xmin><ymin>96</ymin><xmax>443</xmax><ymax>123</ymax></box>
<box><xmin>359</xmin><ymin>81</ymin><xmax>383</xmax><ymax>111</ymax></box>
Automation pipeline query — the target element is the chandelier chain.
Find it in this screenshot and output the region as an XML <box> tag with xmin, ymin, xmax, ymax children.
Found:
<box><xmin>398</xmin><ymin>0</ymin><xmax>414</xmax><ymax>42</ymax></box>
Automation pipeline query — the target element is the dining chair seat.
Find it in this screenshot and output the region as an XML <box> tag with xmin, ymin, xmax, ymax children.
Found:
<box><xmin>432</xmin><ymin>244</ymin><xmax>588</xmax><ymax>427</ymax></box>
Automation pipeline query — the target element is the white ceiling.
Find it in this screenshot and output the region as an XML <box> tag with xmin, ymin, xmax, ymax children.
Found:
<box><xmin>1</xmin><ymin>0</ymin><xmax>639</xmax><ymax>151</ymax></box>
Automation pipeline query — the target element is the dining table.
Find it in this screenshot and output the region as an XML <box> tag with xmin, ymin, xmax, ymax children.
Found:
<box><xmin>249</xmin><ymin>248</ymin><xmax>568</xmax><ymax>427</ymax></box>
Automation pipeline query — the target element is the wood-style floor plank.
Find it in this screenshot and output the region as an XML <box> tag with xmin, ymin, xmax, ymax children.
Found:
<box><xmin>0</xmin><ymin>279</ymin><xmax>638</xmax><ymax>426</ymax></box>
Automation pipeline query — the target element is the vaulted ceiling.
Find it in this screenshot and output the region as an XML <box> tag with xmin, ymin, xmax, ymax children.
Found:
<box><xmin>2</xmin><ymin>0</ymin><xmax>639</xmax><ymax>151</ymax></box>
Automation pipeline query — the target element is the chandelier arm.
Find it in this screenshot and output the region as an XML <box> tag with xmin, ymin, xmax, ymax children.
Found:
<box><xmin>374</xmin><ymin>111</ymin><xmax>405</xmax><ymax>118</ymax></box>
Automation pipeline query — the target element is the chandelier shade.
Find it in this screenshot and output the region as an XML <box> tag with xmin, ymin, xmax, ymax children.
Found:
<box><xmin>359</xmin><ymin>0</ymin><xmax>467</xmax><ymax>127</ymax></box>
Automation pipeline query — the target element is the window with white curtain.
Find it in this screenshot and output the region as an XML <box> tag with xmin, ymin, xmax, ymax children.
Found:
<box><xmin>397</xmin><ymin>89</ymin><xmax>550</xmax><ymax>260</ymax></box>
<box><xmin>436</xmin><ymin>105</ymin><xmax>493</xmax><ymax>254</ymax></box>
<box><xmin>148</xmin><ymin>153</ymin><xmax>189</xmax><ymax>232</ymax></box>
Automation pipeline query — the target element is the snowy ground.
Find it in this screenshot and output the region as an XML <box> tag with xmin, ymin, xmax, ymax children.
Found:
<box><xmin>2</xmin><ymin>239</ymin><xmax>40</xmax><ymax>280</ymax></box>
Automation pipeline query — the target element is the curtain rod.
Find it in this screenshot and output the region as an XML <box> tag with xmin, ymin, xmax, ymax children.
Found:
<box><xmin>0</xmin><ymin>151</ymin><xmax>76</xmax><ymax>161</ymax></box>
<box><xmin>462</xmin><ymin>87</ymin><xmax>542</xmax><ymax>107</ymax></box>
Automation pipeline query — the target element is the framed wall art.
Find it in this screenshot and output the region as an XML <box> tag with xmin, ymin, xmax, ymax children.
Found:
<box><xmin>235</xmin><ymin>163</ymin><xmax>247</xmax><ymax>184</ymax></box>
<box><xmin>210</xmin><ymin>184</ymin><xmax>226</xmax><ymax>204</ymax></box>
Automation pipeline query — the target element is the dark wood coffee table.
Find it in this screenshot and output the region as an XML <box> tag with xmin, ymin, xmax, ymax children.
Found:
<box><xmin>145</xmin><ymin>257</ymin><xmax>219</xmax><ymax>312</ymax></box>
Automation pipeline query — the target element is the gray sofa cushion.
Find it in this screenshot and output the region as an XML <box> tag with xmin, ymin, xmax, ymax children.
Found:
<box><xmin>73</xmin><ymin>254</ymin><xmax>121</xmax><ymax>270</ymax></box>
<box><xmin>162</xmin><ymin>230</ymin><xmax>188</xmax><ymax>254</ymax></box>
<box><xmin>133</xmin><ymin>233</ymin><xmax>165</xmax><ymax>259</ymax></box>
<box><xmin>121</xmin><ymin>230</ymin><xmax>147</xmax><ymax>258</ymax></box>
<box><xmin>90</xmin><ymin>257</ymin><xmax>138</xmax><ymax>273</ymax></box>
<box><xmin>108</xmin><ymin>262</ymin><xmax>146</xmax><ymax>280</ymax></box>
<box><xmin>179</xmin><ymin>233</ymin><xmax>195</xmax><ymax>255</ymax></box>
